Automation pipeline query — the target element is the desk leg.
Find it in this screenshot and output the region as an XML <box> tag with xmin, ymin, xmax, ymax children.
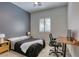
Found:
<box><xmin>63</xmin><ymin>44</ymin><xmax>66</xmax><ymax>57</ymax></box>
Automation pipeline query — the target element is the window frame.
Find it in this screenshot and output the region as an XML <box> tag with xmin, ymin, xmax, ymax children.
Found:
<box><xmin>39</xmin><ymin>17</ymin><xmax>51</xmax><ymax>32</ymax></box>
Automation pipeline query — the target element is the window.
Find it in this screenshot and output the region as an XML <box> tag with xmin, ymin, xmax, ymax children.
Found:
<box><xmin>39</xmin><ymin>18</ymin><xmax>44</xmax><ymax>32</ymax></box>
<box><xmin>39</xmin><ymin>17</ymin><xmax>51</xmax><ymax>32</ymax></box>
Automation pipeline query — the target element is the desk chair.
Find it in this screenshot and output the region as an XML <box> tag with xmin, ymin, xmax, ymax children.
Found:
<box><xmin>49</xmin><ymin>33</ymin><xmax>63</xmax><ymax>57</ymax></box>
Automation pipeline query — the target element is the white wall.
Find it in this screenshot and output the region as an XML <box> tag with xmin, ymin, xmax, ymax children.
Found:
<box><xmin>31</xmin><ymin>6</ymin><xmax>67</xmax><ymax>44</ymax></box>
<box><xmin>68</xmin><ymin>2</ymin><xmax>79</xmax><ymax>57</ymax></box>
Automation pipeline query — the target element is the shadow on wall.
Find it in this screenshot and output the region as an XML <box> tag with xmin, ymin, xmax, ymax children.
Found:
<box><xmin>67</xmin><ymin>30</ymin><xmax>79</xmax><ymax>57</ymax></box>
<box><xmin>72</xmin><ymin>30</ymin><xmax>78</xmax><ymax>39</ymax></box>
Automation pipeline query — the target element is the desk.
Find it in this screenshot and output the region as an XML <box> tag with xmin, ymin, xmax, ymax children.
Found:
<box><xmin>57</xmin><ymin>37</ymin><xmax>79</xmax><ymax>57</ymax></box>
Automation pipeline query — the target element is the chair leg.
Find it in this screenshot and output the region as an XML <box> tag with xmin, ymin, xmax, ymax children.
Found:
<box><xmin>55</xmin><ymin>47</ymin><xmax>59</xmax><ymax>57</ymax></box>
<box><xmin>49</xmin><ymin>51</ymin><xmax>55</xmax><ymax>55</ymax></box>
<box><xmin>56</xmin><ymin>52</ymin><xmax>63</xmax><ymax>55</ymax></box>
<box><xmin>49</xmin><ymin>47</ymin><xmax>59</xmax><ymax>57</ymax></box>
<box><xmin>49</xmin><ymin>51</ymin><xmax>59</xmax><ymax>57</ymax></box>
<box><xmin>50</xmin><ymin>49</ymin><xmax>54</xmax><ymax>51</ymax></box>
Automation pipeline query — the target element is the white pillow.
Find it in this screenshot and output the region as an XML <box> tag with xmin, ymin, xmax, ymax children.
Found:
<box><xmin>8</xmin><ymin>36</ymin><xmax>30</xmax><ymax>41</ymax></box>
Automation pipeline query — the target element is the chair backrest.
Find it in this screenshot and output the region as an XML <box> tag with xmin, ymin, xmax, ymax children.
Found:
<box><xmin>49</xmin><ymin>33</ymin><xmax>62</xmax><ymax>47</ymax></box>
<box><xmin>49</xmin><ymin>33</ymin><xmax>55</xmax><ymax>44</ymax></box>
<box><xmin>49</xmin><ymin>33</ymin><xmax>53</xmax><ymax>41</ymax></box>
<box><xmin>49</xmin><ymin>33</ymin><xmax>56</xmax><ymax>46</ymax></box>
<box><xmin>49</xmin><ymin>33</ymin><xmax>55</xmax><ymax>41</ymax></box>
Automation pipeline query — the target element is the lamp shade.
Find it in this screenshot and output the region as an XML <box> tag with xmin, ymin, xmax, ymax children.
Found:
<box><xmin>0</xmin><ymin>34</ymin><xmax>5</xmax><ymax>38</ymax></box>
<box><xmin>28</xmin><ymin>32</ymin><xmax>31</xmax><ymax>35</ymax></box>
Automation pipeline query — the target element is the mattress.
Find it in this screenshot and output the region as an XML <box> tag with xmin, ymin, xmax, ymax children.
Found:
<box><xmin>8</xmin><ymin>36</ymin><xmax>30</xmax><ymax>49</ymax></box>
<box><xmin>20</xmin><ymin>38</ymin><xmax>43</xmax><ymax>53</ymax></box>
<box><xmin>14</xmin><ymin>38</ymin><xmax>45</xmax><ymax>57</ymax></box>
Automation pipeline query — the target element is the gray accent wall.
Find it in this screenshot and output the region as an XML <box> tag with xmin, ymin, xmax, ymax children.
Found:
<box><xmin>0</xmin><ymin>2</ymin><xmax>30</xmax><ymax>38</ymax></box>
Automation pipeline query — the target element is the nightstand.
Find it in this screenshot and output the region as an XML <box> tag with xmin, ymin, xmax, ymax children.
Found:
<box><xmin>0</xmin><ymin>41</ymin><xmax>10</xmax><ymax>53</ymax></box>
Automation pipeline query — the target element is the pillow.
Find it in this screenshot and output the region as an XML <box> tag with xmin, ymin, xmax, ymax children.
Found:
<box><xmin>8</xmin><ymin>36</ymin><xmax>30</xmax><ymax>41</ymax></box>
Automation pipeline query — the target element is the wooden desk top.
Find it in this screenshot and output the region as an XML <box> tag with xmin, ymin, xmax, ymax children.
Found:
<box><xmin>57</xmin><ymin>37</ymin><xmax>79</xmax><ymax>46</ymax></box>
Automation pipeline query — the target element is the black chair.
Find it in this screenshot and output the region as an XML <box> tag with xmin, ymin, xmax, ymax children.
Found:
<box><xmin>49</xmin><ymin>33</ymin><xmax>63</xmax><ymax>57</ymax></box>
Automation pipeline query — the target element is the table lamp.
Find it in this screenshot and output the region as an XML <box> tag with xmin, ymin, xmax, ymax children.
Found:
<box><xmin>28</xmin><ymin>32</ymin><xmax>31</xmax><ymax>35</ymax></box>
<box><xmin>0</xmin><ymin>34</ymin><xmax>5</xmax><ymax>43</ymax></box>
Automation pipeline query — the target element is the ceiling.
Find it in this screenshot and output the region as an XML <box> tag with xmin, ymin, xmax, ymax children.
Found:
<box><xmin>12</xmin><ymin>2</ymin><xmax>67</xmax><ymax>13</ymax></box>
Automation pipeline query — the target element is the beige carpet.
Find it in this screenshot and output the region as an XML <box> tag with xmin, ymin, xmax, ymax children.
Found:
<box><xmin>0</xmin><ymin>44</ymin><xmax>71</xmax><ymax>57</ymax></box>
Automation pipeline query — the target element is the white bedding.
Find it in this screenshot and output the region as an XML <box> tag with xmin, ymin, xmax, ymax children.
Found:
<box><xmin>8</xmin><ymin>36</ymin><xmax>30</xmax><ymax>49</ymax></box>
<box><xmin>8</xmin><ymin>36</ymin><xmax>44</xmax><ymax>54</ymax></box>
<box><xmin>20</xmin><ymin>39</ymin><xmax>43</xmax><ymax>53</ymax></box>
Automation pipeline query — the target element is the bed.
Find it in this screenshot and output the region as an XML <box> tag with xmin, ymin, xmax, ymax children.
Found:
<box><xmin>8</xmin><ymin>36</ymin><xmax>45</xmax><ymax>57</ymax></box>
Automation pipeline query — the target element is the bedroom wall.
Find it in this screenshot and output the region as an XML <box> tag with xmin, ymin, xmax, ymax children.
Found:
<box><xmin>67</xmin><ymin>2</ymin><xmax>79</xmax><ymax>57</ymax></box>
<box><xmin>31</xmin><ymin>6</ymin><xmax>68</xmax><ymax>43</ymax></box>
<box><xmin>0</xmin><ymin>2</ymin><xmax>30</xmax><ymax>38</ymax></box>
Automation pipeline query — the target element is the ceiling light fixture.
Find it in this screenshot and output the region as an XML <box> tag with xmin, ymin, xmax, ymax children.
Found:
<box><xmin>34</xmin><ymin>2</ymin><xmax>42</xmax><ymax>7</ymax></box>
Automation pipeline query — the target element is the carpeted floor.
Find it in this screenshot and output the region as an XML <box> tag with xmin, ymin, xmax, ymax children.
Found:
<box><xmin>0</xmin><ymin>44</ymin><xmax>71</xmax><ymax>57</ymax></box>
